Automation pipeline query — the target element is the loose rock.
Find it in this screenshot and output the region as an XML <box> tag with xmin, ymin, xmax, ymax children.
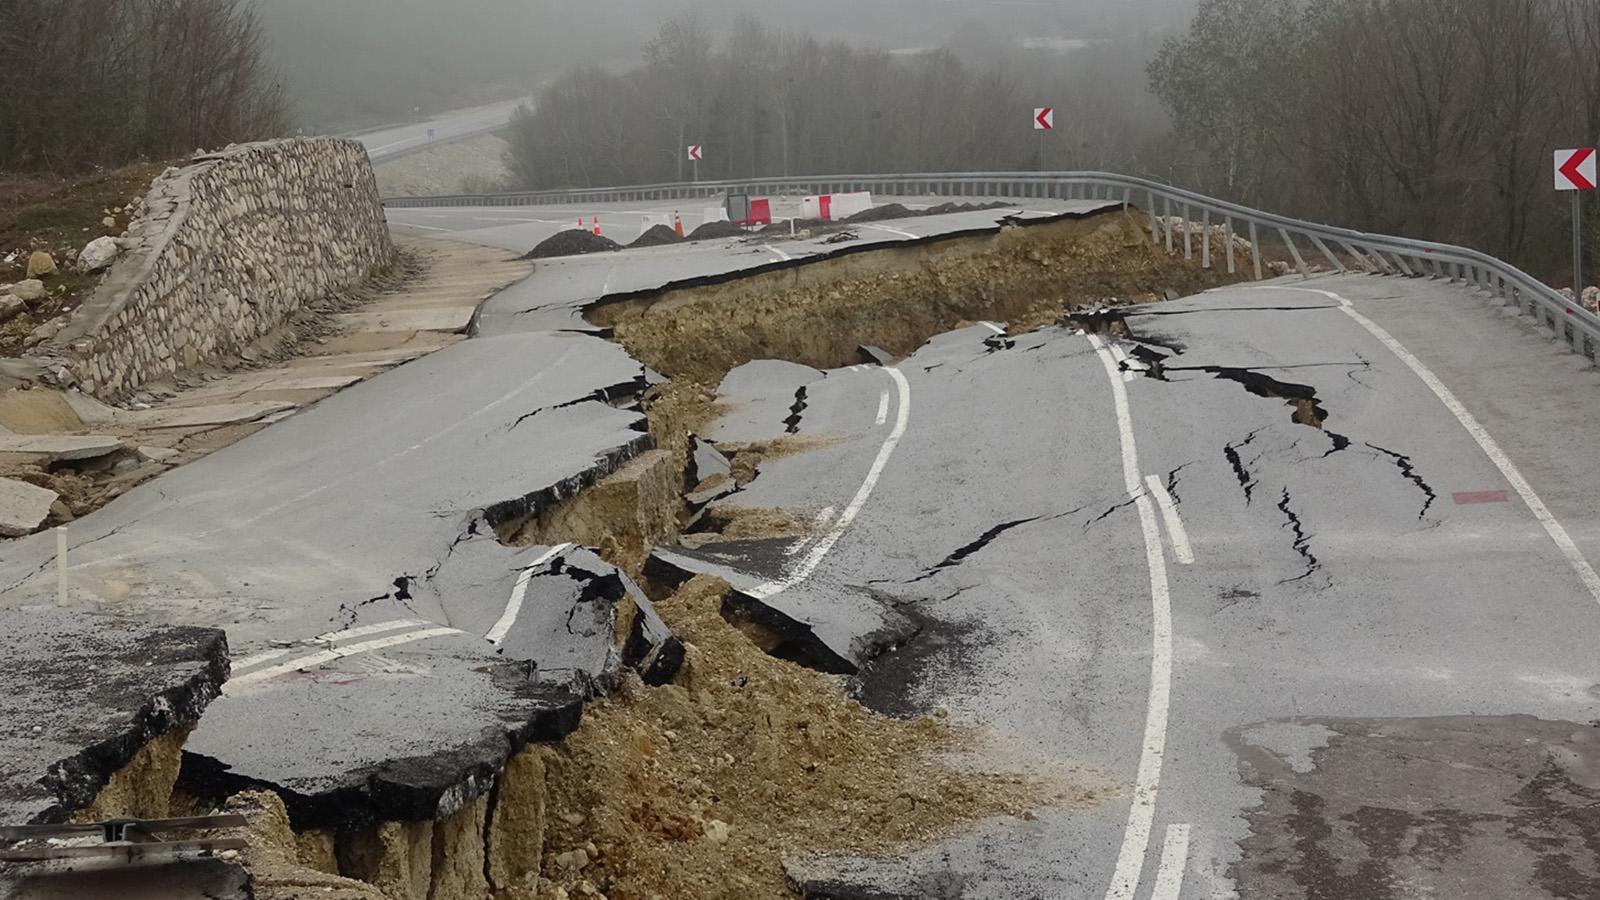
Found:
<box><xmin>25</xmin><ymin>251</ymin><xmax>57</xmax><ymax>279</ymax></box>
<box><xmin>78</xmin><ymin>236</ymin><xmax>121</xmax><ymax>272</ymax></box>
<box><xmin>12</xmin><ymin>280</ymin><xmax>46</xmax><ymax>303</ymax></box>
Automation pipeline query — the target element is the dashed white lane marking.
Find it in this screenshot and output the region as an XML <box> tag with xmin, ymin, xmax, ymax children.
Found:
<box><xmin>232</xmin><ymin>620</ymin><xmax>435</xmax><ymax>674</ymax></box>
<box><xmin>875</xmin><ymin>391</ymin><xmax>890</xmax><ymax>425</ymax></box>
<box><xmin>1150</xmin><ymin>824</ymin><xmax>1192</xmax><ymax>900</ymax></box>
<box><xmin>764</xmin><ymin>244</ymin><xmax>793</xmax><ymax>262</ymax></box>
<box><xmin>486</xmin><ymin>543</ymin><xmax>574</xmax><ymax>645</ymax></box>
<box><xmin>395</xmin><ymin>222</ymin><xmax>450</xmax><ymax>232</ymax></box>
<box><xmin>229</xmin><ymin>627</ymin><xmax>462</xmax><ymax>689</ymax></box>
<box><xmin>1144</xmin><ymin>475</ymin><xmax>1194</xmax><ymax>565</ymax></box>
<box><xmin>1087</xmin><ymin>333</ymin><xmax>1175</xmax><ymax>900</ymax></box>
<box><xmin>749</xmin><ymin>368</ymin><xmax>911</xmax><ymax>599</ymax></box>
<box><xmin>860</xmin><ymin>223</ymin><xmax>919</xmax><ymax>240</ymax></box>
<box><xmin>1264</xmin><ymin>285</ymin><xmax>1600</xmax><ymax>607</ymax></box>
<box><xmin>979</xmin><ymin>321</ymin><xmax>1007</xmax><ymax>335</ymax></box>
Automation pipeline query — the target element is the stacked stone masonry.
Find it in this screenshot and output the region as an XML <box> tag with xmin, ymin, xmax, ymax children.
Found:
<box><xmin>40</xmin><ymin>138</ymin><xmax>393</xmax><ymax>401</ymax></box>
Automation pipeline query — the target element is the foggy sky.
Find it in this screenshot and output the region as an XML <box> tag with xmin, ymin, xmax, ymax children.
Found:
<box><xmin>255</xmin><ymin>0</ymin><xmax>1196</xmax><ymax>131</ymax></box>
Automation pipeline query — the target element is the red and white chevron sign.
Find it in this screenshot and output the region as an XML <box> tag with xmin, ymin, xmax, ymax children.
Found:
<box><xmin>1033</xmin><ymin>107</ymin><xmax>1054</xmax><ymax>131</ymax></box>
<box><xmin>1555</xmin><ymin>147</ymin><xmax>1596</xmax><ymax>191</ymax></box>
<box><xmin>687</xmin><ymin>144</ymin><xmax>703</xmax><ymax>162</ymax></box>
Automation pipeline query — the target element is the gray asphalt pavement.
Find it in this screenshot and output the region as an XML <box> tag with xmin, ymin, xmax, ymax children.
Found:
<box><xmin>355</xmin><ymin>97</ymin><xmax>528</xmax><ymax>163</ymax></box>
<box><xmin>657</xmin><ymin>275</ymin><xmax>1600</xmax><ymax>898</ymax></box>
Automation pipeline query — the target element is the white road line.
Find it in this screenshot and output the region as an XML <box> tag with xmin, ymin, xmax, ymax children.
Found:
<box><xmin>229</xmin><ymin>627</ymin><xmax>462</xmax><ymax>689</ymax></box>
<box><xmin>860</xmin><ymin>223</ymin><xmax>919</xmax><ymax>240</ymax></box>
<box><xmin>979</xmin><ymin>321</ymin><xmax>1007</xmax><ymax>335</ymax></box>
<box><xmin>232</xmin><ymin>619</ymin><xmax>433</xmax><ymax>673</ymax></box>
<box><xmin>764</xmin><ymin>244</ymin><xmax>793</xmax><ymax>262</ymax></box>
<box><xmin>1087</xmin><ymin>333</ymin><xmax>1175</xmax><ymax>900</ymax></box>
<box><xmin>1144</xmin><ymin>475</ymin><xmax>1194</xmax><ymax>565</ymax></box>
<box><xmin>1267</xmin><ymin>285</ymin><xmax>1600</xmax><ymax>607</ymax></box>
<box><xmin>875</xmin><ymin>391</ymin><xmax>890</xmax><ymax>425</ymax></box>
<box><xmin>395</xmin><ymin>222</ymin><xmax>450</xmax><ymax>232</ymax></box>
<box><xmin>1151</xmin><ymin>824</ymin><xmax>1192</xmax><ymax>900</ymax></box>
<box><xmin>486</xmin><ymin>543</ymin><xmax>574</xmax><ymax>645</ymax></box>
<box><xmin>749</xmin><ymin>368</ymin><xmax>911</xmax><ymax>599</ymax></box>
<box><xmin>313</xmin><ymin>618</ymin><xmax>430</xmax><ymax>646</ymax></box>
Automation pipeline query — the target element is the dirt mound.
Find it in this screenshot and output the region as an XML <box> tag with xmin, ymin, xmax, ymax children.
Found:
<box><xmin>534</xmin><ymin>575</ymin><xmax>1105</xmax><ymax>900</ymax></box>
<box><xmin>843</xmin><ymin>203</ymin><xmax>914</xmax><ymax>223</ymax></box>
<box><xmin>686</xmin><ymin>220</ymin><xmax>747</xmax><ymax>241</ymax></box>
<box><xmin>629</xmin><ymin>224</ymin><xmax>686</xmax><ymax>248</ymax></box>
<box><xmin>925</xmin><ymin>200</ymin><xmax>1010</xmax><ymax>216</ymax></box>
<box><xmin>522</xmin><ymin>229</ymin><xmax>622</xmax><ymax>259</ymax></box>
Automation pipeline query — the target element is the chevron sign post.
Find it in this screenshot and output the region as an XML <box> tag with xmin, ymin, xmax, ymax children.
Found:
<box><xmin>1556</xmin><ymin>148</ymin><xmax>1596</xmax><ymax>295</ymax></box>
<box><xmin>1033</xmin><ymin>107</ymin><xmax>1053</xmax><ymax>130</ymax></box>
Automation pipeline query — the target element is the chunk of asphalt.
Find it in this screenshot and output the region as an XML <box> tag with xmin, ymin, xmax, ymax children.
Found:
<box><xmin>179</xmin><ymin>631</ymin><xmax>584</xmax><ymax>830</ymax></box>
<box><xmin>857</xmin><ymin>345</ymin><xmax>894</xmax><ymax>367</ymax></box>
<box><xmin>687</xmin><ymin>436</ymin><xmax>738</xmax><ymax>507</ymax></box>
<box><xmin>646</xmin><ymin>546</ymin><xmax>910</xmax><ymax>676</ymax></box>
<box><xmin>0</xmin><ymin>434</ymin><xmax>125</xmax><ymax>463</ymax></box>
<box><xmin>0</xmin><ymin>477</ymin><xmax>57</xmax><ymax>538</ymax></box>
<box><xmin>0</xmin><ymin>607</ymin><xmax>228</xmax><ymax>826</ymax></box>
<box><xmin>0</xmin><ymin>857</ymin><xmax>250</xmax><ymax>899</ymax></box>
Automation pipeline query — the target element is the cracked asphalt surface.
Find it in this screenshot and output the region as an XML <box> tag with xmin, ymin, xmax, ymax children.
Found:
<box><xmin>662</xmin><ymin>277</ymin><xmax>1600</xmax><ymax>898</ymax></box>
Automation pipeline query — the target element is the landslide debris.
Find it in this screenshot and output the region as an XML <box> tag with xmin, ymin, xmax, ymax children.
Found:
<box><xmin>628</xmin><ymin>224</ymin><xmax>686</xmax><ymax>249</ymax></box>
<box><xmin>532</xmin><ymin>575</ymin><xmax>1103</xmax><ymax>900</ymax></box>
<box><xmin>590</xmin><ymin>210</ymin><xmax>1241</xmax><ymax>384</ymax></box>
<box><xmin>524</xmin><ymin>229</ymin><xmax>623</xmax><ymax>259</ymax></box>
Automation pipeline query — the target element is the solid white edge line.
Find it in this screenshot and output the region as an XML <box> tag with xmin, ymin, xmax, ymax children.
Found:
<box><xmin>979</xmin><ymin>321</ymin><xmax>1007</xmax><ymax>335</ymax></box>
<box><xmin>875</xmin><ymin>391</ymin><xmax>890</xmax><ymax>425</ymax></box>
<box><xmin>749</xmin><ymin>368</ymin><xmax>910</xmax><ymax>599</ymax></box>
<box><xmin>230</xmin><ymin>627</ymin><xmax>462</xmax><ymax>689</ymax></box>
<box><xmin>1089</xmin><ymin>333</ymin><xmax>1175</xmax><ymax>900</ymax></box>
<box><xmin>765</xmin><ymin>244</ymin><xmax>792</xmax><ymax>262</ymax></box>
<box><xmin>486</xmin><ymin>543</ymin><xmax>574</xmax><ymax>644</ymax></box>
<box><xmin>1144</xmin><ymin>475</ymin><xmax>1195</xmax><ymax>565</ymax></box>
<box><xmin>1151</xmin><ymin>824</ymin><xmax>1192</xmax><ymax>900</ymax></box>
<box><xmin>1264</xmin><ymin>285</ymin><xmax>1600</xmax><ymax>607</ymax></box>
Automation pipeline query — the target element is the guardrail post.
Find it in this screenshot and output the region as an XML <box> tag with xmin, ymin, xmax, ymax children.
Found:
<box><xmin>1147</xmin><ymin>191</ymin><xmax>1159</xmax><ymax>243</ymax></box>
<box><xmin>1163</xmin><ymin>196</ymin><xmax>1174</xmax><ymax>253</ymax></box>
<box><xmin>1182</xmin><ymin>204</ymin><xmax>1193</xmax><ymax>260</ymax></box>
<box><xmin>1121</xmin><ymin>186</ymin><xmax>1131</xmax><ymax>208</ymax></box>
<box><xmin>1249</xmin><ymin>221</ymin><xmax>1263</xmax><ymax>280</ymax></box>
<box><xmin>1201</xmin><ymin>209</ymin><xmax>1212</xmax><ymax>269</ymax></box>
<box><xmin>1225</xmin><ymin>218</ymin><xmax>1236</xmax><ymax>274</ymax></box>
<box><xmin>1279</xmin><ymin>228</ymin><xmax>1310</xmax><ymax>278</ymax></box>
<box><xmin>1307</xmin><ymin>233</ymin><xmax>1344</xmax><ymax>273</ymax></box>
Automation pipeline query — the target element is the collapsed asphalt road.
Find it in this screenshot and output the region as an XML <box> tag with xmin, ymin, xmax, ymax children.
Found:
<box><xmin>8</xmin><ymin>187</ymin><xmax>1600</xmax><ymax>899</ymax></box>
<box><xmin>658</xmin><ymin>276</ymin><xmax>1600</xmax><ymax>898</ymax></box>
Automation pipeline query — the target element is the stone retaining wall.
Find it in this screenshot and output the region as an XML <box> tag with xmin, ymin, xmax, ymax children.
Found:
<box><xmin>40</xmin><ymin>138</ymin><xmax>393</xmax><ymax>400</ymax></box>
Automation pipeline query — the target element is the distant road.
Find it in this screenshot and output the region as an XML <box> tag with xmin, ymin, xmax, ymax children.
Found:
<box><xmin>354</xmin><ymin>97</ymin><xmax>528</xmax><ymax>163</ymax></box>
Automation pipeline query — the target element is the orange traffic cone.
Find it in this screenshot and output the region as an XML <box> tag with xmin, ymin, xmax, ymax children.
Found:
<box><xmin>592</xmin><ymin>216</ymin><xmax>602</xmax><ymax>236</ymax></box>
<box><xmin>673</xmin><ymin>211</ymin><xmax>684</xmax><ymax>237</ymax></box>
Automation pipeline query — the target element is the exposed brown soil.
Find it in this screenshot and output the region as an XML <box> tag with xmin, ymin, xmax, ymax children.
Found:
<box><xmin>591</xmin><ymin>210</ymin><xmax>1244</xmax><ymax>384</ymax></box>
<box><xmin>533</xmin><ymin>575</ymin><xmax>1109</xmax><ymax>900</ymax></box>
<box><xmin>0</xmin><ymin>162</ymin><xmax>169</xmax><ymax>357</ymax></box>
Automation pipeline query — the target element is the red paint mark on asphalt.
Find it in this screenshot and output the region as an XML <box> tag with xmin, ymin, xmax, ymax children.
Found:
<box><xmin>1453</xmin><ymin>490</ymin><xmax>1510</xmax><ymax>504</ymax></box>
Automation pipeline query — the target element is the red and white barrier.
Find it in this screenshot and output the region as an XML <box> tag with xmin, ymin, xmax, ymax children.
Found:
<box><xmin>801</xmin><ymin>191</ymin><xmax>872</xmax><ymax>221</ymax></box>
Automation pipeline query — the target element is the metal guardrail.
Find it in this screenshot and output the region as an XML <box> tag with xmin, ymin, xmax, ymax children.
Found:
<box><xmin>383</xmin><ymin>172</ymin><xmax>1600</xmax><ymax>362</ymax></box>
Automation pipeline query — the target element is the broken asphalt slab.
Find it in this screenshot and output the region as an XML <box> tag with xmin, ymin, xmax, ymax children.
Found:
<box><xmin>180</xmin><ymin>543</ymin><xmax>680</xmax><ymax>829</ymax></box>
<box><xmin>0</xmin><ymin>479</ymin><xmax>56</xmax><ymax>538</ymax></box>
<box><xmin>0</xmin><ymin>607</ymin><xmax>228</xmax><ymax>826</ymax></box>
<box><xmin>0</xmin><ymin>332</ymin><xmax>653</xmax><ymax>650</ymax></box>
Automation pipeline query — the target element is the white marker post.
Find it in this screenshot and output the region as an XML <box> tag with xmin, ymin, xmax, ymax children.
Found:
<box><xmin>1555</xmin><ymin>148</ymin><xmax>1597</xmax><ymax>294</ymax></box>
<box><xmin>55</xmin><ymin>525</ymin><xmax>67</xmax><ymax>604</ymax></box>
